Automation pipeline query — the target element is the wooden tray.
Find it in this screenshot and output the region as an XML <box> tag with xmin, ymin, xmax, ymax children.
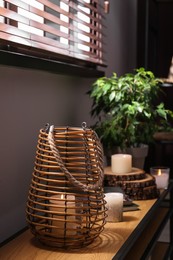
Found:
<box><xmin>104</xmin><ymin>167</ymin><xmax>145</xmax><ymax>181</ymax></box>
<box><xmin>104</xmin><ymin>167</ymin><xmax>159</xmax><ymax>200</ymax></box>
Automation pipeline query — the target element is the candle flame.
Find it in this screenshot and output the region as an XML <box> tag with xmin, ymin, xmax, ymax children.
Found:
<box><xmin>158</xmin><ymin>169</ymin><xmax>162</xmax><ymax>176</ymax></box>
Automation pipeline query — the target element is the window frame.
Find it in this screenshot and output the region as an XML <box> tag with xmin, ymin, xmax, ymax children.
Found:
<box><xmin>0</xmin><ymin>48</ymin><xmax>105</xmax><ymax>77</ymax></box>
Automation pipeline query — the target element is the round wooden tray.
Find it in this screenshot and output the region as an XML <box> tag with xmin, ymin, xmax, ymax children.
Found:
<box><xmin>106</xmin><ymin>173</ymin><xmax>155</xmax><ymax>187</ymax></box>
<box><xmin>104</xmin><ymin>166</ymin><xmax>145</xmax><ymax>181</ymax></box>
<box><xmin>104</xmin><ymin>167</ymin><xmax>159</xmax><ymax>200</ymax></box>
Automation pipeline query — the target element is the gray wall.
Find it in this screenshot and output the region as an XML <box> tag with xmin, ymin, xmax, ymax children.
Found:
<box><xmin>105</xmin><ymin>0</ymin><xmax>137</xmax><ymax>76</ymax></box>
<box><xmin>0</xmin><ymin>0</ymin><xmax>137</xmax><ymax>243</ymax></box>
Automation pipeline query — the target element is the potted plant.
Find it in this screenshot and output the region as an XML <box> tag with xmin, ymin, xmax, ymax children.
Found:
<box><xmin>88</xmin><ymin>67</ymin><xmax>173</xmax><ymax>168</ymax></box>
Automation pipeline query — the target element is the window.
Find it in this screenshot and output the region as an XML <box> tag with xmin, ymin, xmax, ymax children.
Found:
<box><xmin>0</xmin><ymin>0</ymin><xmax>105</xmax><ymax>69</ymax></box>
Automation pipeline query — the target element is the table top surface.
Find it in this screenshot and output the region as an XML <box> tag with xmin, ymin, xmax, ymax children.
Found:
<box><xmin>0</xmin><ymin>199</ymin><xmax>158</xmax><ymax>260</ymax></box>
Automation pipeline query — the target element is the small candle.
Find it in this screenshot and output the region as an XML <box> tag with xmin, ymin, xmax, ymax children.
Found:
<box><xmin>150</xmin><ymin>167</ymin><xmax>170</xmax><ymax>189</ymax></box>
<box><xmin>49</xmin><ymin>194</ymin><xmax>77</xmax><ymax>236</ymax></box>
<box><xmin>104</xmin><ymin>192</ymin><xmax>123</xmax><ymax>222</ymax></box>
<box><xmin>111</xmin><ymin>154</ymin><xmax>132</xmax><ymax>174</ymax></box>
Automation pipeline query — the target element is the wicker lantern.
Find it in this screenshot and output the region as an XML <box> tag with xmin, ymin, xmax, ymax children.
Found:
<box><xmin>26</xmin><ymin>123</ymin><xmax>107</xmax><ymax>248</ymax></box>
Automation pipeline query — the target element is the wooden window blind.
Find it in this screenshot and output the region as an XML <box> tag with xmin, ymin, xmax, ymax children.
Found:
<box><xmin>0</xmin><ymin>0</ymin><xmax>105</xmax><ymax>67</ymax></box>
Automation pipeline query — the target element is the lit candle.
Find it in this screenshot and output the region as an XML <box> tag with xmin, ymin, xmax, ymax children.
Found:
<box><xmin>150</xmin><ymin>167</ymin><xmax>170</xmax><ymax>189</ymax></box>
<box><xmin>104</xmin><ymin>192</ymin><xmax>123</xmax><ymax>222</ymax></box>
<box><xmin>111</xmin><ymin>154</ymin><xmax>132</xmax><ymax>174</ymax></box>
<box><xmin>49</xmin><ymin>194</ymin><xmax>77</xmax><ymax>236</ymax></box>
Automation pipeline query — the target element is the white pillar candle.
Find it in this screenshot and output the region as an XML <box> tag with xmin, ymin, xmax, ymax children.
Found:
<box><xmin>104</xmin><ymin>192</ymin><xmax>123</xmax><ymax>222</ymax></box>
<box><xmin>49</xmin><ymin>194</ymin><xmax>77</xmax><ymax>236</ymax></box>
<box><xmin>111</xmin><ymin>154</ymin><xmax>132</xmax><ymax>174</ymax></box>
<box><xmin>150</xmin><ymin>167</ymin><xmax>170</xmax><ymax>189</ymax></box>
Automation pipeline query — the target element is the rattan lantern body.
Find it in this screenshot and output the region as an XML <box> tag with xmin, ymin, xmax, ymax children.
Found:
<box><xmin>26</xmin><ymin>123</ymin><xmax>107</xmax><ymax>248</ymax></box>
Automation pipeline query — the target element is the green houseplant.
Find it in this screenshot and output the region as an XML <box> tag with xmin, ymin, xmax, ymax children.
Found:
<box><xmin>88</xmin><ymin>68</ymin><xmax>173</xmax><ymax>166</ymax></box>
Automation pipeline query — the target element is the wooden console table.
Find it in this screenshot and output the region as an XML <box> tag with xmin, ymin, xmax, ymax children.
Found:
<box><xmin>0</xmin><ymin>183</ymin><xmax>173</xmax><ymax>260</ymax></box>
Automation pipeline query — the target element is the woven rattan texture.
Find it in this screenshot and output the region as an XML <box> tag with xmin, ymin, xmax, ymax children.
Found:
<box><xmin>26</xmin><ymin>126</ymin><xmax>107</xmax><ymax>248</ymax></box>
